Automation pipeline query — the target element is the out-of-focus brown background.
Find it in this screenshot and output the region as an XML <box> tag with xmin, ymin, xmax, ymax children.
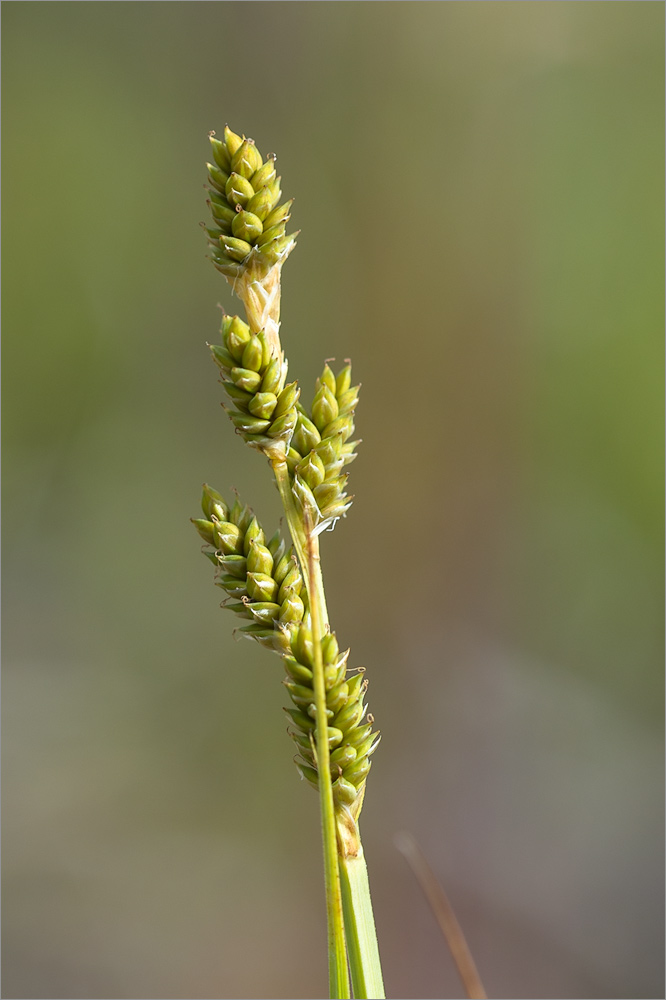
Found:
<box><xmin>2</xmin><ymin>3</ymin><xmax>663</xmax><ymax>998</ymax></box>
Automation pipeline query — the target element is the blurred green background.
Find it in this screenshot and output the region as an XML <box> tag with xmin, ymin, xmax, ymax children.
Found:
<box><xmin>2</xmin><ymin>3</ymin><xmax>663</xmax><ymax>998</ymax></box>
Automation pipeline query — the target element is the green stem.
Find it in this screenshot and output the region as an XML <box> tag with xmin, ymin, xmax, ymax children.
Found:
<box><xmin>338</xmin><ymin>836</ymin><xmax>385</xmax><ymax>1000</ymax></box>
<box><xmin>272</xmin><ymin>456</ymin><xmax>348</xmax><ymax>999</ymax></box>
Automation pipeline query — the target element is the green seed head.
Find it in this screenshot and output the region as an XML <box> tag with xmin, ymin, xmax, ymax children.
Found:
<box><xmin>204</xmin><ymin>128</ymin><xmax>297</xmax><ymax>282</ymax></box>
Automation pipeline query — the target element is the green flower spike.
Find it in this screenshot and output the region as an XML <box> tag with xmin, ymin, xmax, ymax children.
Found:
<box><xmin>210</xmin><ymin>313</ymin><xmax>300</xmax><ymax>456</ymax></box>
<box><xmin>193</xmin><ymin>485</ymin><xmax>380</xmax><ymax>809</ymax></box>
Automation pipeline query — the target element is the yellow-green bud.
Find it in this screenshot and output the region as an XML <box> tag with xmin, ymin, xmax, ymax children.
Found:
<box><xmin>225</xmin><ymin>172</ymin><xmax>254</xmax><ymax>208</ymax></box>
<box><xmin>318</xmin><ymin>364</ymin><xmax>337</xmax><ymax>395</ymax></box>
<box><xmin>292</xmin><ymin>414</ymin><xmax>321</xmax><ymax>454</ymax></box>
<box><xmin>246</xmin><ymin>540</ymin><xmax>274</xmax><ymax>576</ymax></box>
<box><xmin>330</xmin><ymin>745</ymin><xmax>357</xmax><ymax>770</ymax></box>
<box><xmin>337</xmin><ymin>387</ymin><xmax>360</xmax><ymax>415</ymax></box>
<box><xmin>229</xmin><ymin>498</ymin><xmax>253</xmax><ymax>532</ymax></box>
<box><xmin>223</xmin><ymin>125</ymin><xmax>243</xmax><ymax>157</ymax></box>
<box><xmin>313</xmin><ymin>481</ymin><xmax>343</xmax><ymax>509</ymax></box>
<box><xmin>220</xmin><ymin>235</ymin><xmax>252</xmax><ymax>261</ymax></box>
<box><xmin>230</xmin><ymin>411</ymin><xmax>270</xmax><ymax>433</ymax></box>
<box><xmin>286</xmin><ymin>682</ymin><xmax>315</xmax><ymax>708</ymax></box>
<box><xmin>219</xmin><ymin>554</ymin><xmax>247</xmax><ymax>579</ymax></box>
<box><xmin>207</xmin><ymin>162</ymin><xmax>230</xmax><ymax>193</ymax></box>
<box><xmin>258</xmin><ymin>233</ymin><xmax>296</xmax><ymax>264</ymax></box>
<box><xmin>257</xmin><ymin>331</ymin><xmax>273</xmax><ymax>369</ymax></box>
<box><xmin>280</xmin><ymin>593</ymin><xmax>305</xmax><ymax>625</ymax></box>
<box><xmin>297</xmin><ymin>761</ymin><xmax>320</xmax><ymax>788</ymax></box>
<box><xmin>231</xmin><ymin>139</ymin><xmax>262</xmax><ymax>179</ymax></box>
<box><xmin>284</xmin><ymin>658</ymin><xmax>313</xmax><ymax>688</ymax></box>
<box><xmin>210</xmin><ymin>134</ymin><xmax>231</xmax><ymax>171</ymax></box>
<box><xmin>273</xmin><ymin>552</ymin><xmax>293</xmax><ymax>585</ymax></box>
<box><xmin>346</xmin><ymin>724</ymin><xmax>372</xmax><ymax>748</ymax></box>
<box><xmin>321</xmin><ymin>414</ymin><xmax>353</xmax><ymax>440</ymax></box>
<box><xmin>319</xmin><ymin>497</ymin><xmax>352</xmax><ymax>521</ymax></box>
<box><xmin>256</xmin><ymin>222</ymin><xmax>286</xmax><ymax>247</ymax></box>
<box><xmin>312</xmin><ymin>384</ymin><xmax>339</xmax><ymax>431</ymax></box>
<box><xmin>333</xmin><ymin>699</ymin><xmax>365</xmax><ymax>731</ymax></box>
<box><xmin>213</xmin><ymin>521</ymin><xmax>243</xmax><ymax>554</ymax></box>
<box><xmin>332</xmin><ymin>777</ymin><xmax>357</xmax><ymax>805</ymax></box>
<box><xmin>251</xmin><ymin>158</ymin><xmax>277</xmax><ymax>190</ymax></box>
<box><xmin>247</xmin><ymin>602</ymin><xmax>281</xmax><ymax>626</ymax></box>
<box><xmin>191</xmin><ymin>518</ymin><xmax>216</xmax><ymax>545</ymax></box>
<box><xmin>351</xmin><ymin>732</ymin><xmax>380</xmax><ymax>759</ymax></box>
<box><xmin>314</xmin><ymin>434</ymin><xmax>342</xmax><ymax>467</ymax></box>
<box><xmin>247</xmin><ymin>572</ymin><xmax>278</xmax><ymax>603</ymax></box>
<box><xmin>293</xmin><ymin>475</ymin><xmax>320</xmax><ymax>523</ymax></box>
<box><xmin>285</xmin><ymin>707</ymin><xmax>315</xmax><ymax>731</ymax></box>
<box><xmin>263</xmin><ymin>176</ymin><xmax>281</xmax><ymax>213</ymax></box>
<box><xmin>325</xmin><ymin>661</ymin><xmax>346</xmax><ymax>690</ymax></box>
<box><xmin>267</xmin><ymin>409</ymin><xmax>298</xmax><ymax>439</ymax></box>
<box><xmin>327</xmin><ymin>680</ymin><xmax>350</xmax><ymax>715</ymax></box>
<box><xmin>230</xmin><ymin>367</ymin><xmax>262</xmax><ymax>392</ymax></box>
<box><xmin>343</xmin><ymin>758</ymin><xmax>371</xmax><ymax>785</ymax></box>
<box><xmin>209</xmin><ymin>199</ymin><xmax>236</xmax><ymax>228</ymax></box>
<box><xmin>260</xmin><ymin>357</ymin><xmax>282</xmax><ymax>394</ymax></box>
<box><xmin>345</xmin><ymin>672</ymin><xmax>365</xmax><ymax>701</ymax></box>
<box><xmin>292</xmin><ymin>624</ymin><xmax>314</xmax><ymax>668</ymax></box>
<box><xmin>263</xmin><ymin>200</ymin><xmax>293</xmax><ymax>229</ymax></box>
<box><xmin>223</xmin><ymin>315</ymin><xmax>251</xmax><ymax>359</ymax></box>
<box><xmin>277</xmin><ymin>564</ymin><xmax>303</xmax><ymax>603</ymax></box>
<box><xmin>201</xmin><ymin>483</ymin><xmax>229</xmax><ymax>521</ymax></box>
<box><xmin>321</xmin><ymin>633</ymin><xmax>339</xmax><ymax>665</ymax></box>
<box><xmin>232</xmin><ymin>210</ymin><xmax>263</xmax><ymax>242</ymax></box>
<box><xmin>241</xmin><ymin>334</ymin><xmax>264</xmax><ymax>371</ymax></box>
<box><xmin>248</xmin><ymin>392</ymin><xmax>278</xmax><ymax>419</ymax></box>
<box><xmin>243</xmin><ymin>516</ymin><xmax>265</xmax><ymax>552</ymax></box>
<box><xmin>336</xmin><ymin>364</ymin><xmax>352</xmax><ymax>396</ymax></box>
<box><xmin>296</xmin><ymin>452</ymin><xmax>326</xmax><ymax>489</ymax></box>
<box><xmin>246</xmin><ymin>185</ymin><xmax>278</xmax><ymax>222</ymax></box>
<box><xmin>273</xmin><ymin>382</ymin><xmax>300</xmax><ymax>419</ymax></box>
<box><xmin>326</xmin><ymin>728</ymin><xmax>345</xmax><ymax>749</ymax></box>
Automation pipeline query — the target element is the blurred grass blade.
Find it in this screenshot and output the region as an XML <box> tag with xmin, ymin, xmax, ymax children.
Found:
<box><xmin>396</xmin><ymin>832</ymin><xmax>487</xmax><ymax>1000</ymax></box>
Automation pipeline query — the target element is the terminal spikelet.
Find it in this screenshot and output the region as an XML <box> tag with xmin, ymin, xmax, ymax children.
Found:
<box><xmin>193</xmin><ymin>483</ymin><xmax>379</xmax><ymax>807</ymax></box>
<box><xmin>204</xmin><ymin>125</ymin><xmax>298</xmax><ymax>280</ymax></box>
<box><xmin>210</xmin><ymin>313</ymin><xmax>300</xmax><ymax>458</ymax></box>
<box><xmin>287</xmin><ymin>362</ymin><xmax>361</xmax><ymax>533</ymax></box>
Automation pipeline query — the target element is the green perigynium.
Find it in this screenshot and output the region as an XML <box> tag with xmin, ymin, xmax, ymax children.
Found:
<box><xmin>193</xmin><ymin>125</ymin><xmax>384</xmax><ymax>999</ymax></box>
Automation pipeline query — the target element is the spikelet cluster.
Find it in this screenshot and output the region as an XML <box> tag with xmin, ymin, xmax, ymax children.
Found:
<box><xmin>287</xmin><ymin>362</ymin><xmax>361</xmax><ymax>533</ymax></box>
<box><xmin>192</xmin><ymin>485</ymin><xmax>379</xmax><ymax>805</ymax></box>
<box><xmin>204</xmin><ymin>125</ymin><xmax>297</xmax><ymax>279</ymax></box>
<box><xmin>210</xmin><ymin>313</ymin><xmax>299</xmax><ymax>455</ymax></box>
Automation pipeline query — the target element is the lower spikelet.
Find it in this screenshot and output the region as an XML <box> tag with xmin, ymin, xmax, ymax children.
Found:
<box><xmin>192</xmin><ymin>484</ymin><xmax>379</xmax><ymax>806</ymax></box>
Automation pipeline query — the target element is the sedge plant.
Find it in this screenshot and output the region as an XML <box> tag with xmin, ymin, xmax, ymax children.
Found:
<box><xmin>191</xmin><ymin>125</ymin><xmax>384</xmax><ymax>1000</ymax></box>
